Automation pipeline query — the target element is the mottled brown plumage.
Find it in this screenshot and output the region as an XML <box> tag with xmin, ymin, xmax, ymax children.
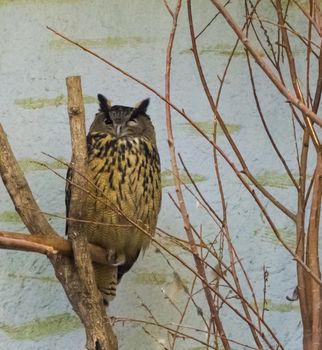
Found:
<box><xmin>66</xmin><ymin>94</ymin><xmax>161</xmax><ymax>304</ymax></box>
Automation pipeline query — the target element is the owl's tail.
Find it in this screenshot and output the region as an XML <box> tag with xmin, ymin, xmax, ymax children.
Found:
<box><xmin>93</xmin><ymin>263</ymin><xmax>118</xmax><ymax>305</ymax></box>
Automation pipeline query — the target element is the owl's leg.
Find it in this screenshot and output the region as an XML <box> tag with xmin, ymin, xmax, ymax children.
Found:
<box><xmin>93</xmin><ymin>263</ymin><xmax>117</xmax><ymax>306</ymax></box>
<box><xmin>106</xmin><ymin>249</ymin><xmax>126</xmax><ymax>267</ymax></box>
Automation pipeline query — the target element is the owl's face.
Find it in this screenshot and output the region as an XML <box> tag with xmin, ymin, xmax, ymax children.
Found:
<box><xmin>89</xmin><ymin>94</ymin><xmax>156</xmax><ymax>144</ymax></box>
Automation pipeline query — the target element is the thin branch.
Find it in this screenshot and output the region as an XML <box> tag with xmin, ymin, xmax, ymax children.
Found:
<box><xmin>275</xmin><ymin>0</ymin><xmax>320</xmax><ymax>149</ymax></box>
<box><xmin>195</xmin><ymin>0</ymin><xmax>231</xmax><ymax>40</ymax></box>
<box><xmin>162</xmin><ymin>0</ymin><xmax>174</xmax><ymax>17</ymax></box>
<box><xmin>245</xmin><ymin>50</ymin><xmax>299</xmax><ymax>190</ymax></box>
<box><xmin>292</xmin><ymin>0</ymin><xmax>321</xmax><ymax>35</ymax></box>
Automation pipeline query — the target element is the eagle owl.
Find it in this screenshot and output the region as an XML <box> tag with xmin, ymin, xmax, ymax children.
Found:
<box><xmin>66</xmin><ymin>94</ymin><xmax>161</xmax><ymax>304</ymax></box>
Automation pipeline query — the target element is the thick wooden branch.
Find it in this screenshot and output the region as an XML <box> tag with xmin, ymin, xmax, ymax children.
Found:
<box><xmin>65</xmin><ymin>75</ymin><xmax>99</xmax><ymax>285</ymax></box>
<box><xmin>66</xmin><ymin>76</ymin><xmax>88</xmax><ymax>223</ymax></box>
<box><xmin>65</xmin><ymin>76</ymin><xmax>118</xmax><ymax>350</ymax></box>
<box><xmin>0</xmin><ymin>125</ymin><xmax>56</xmax><ymax>236</ymax></box>
<box><xmin>0</xmin><ymin>231</ymin><xmax>109</xmax><ymax>265</ymax></box>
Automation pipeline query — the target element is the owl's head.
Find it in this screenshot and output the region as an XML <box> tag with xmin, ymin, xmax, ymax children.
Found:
<box><xmin>89</xmin><ymin>94</ymin><xmax>156</xmax><ymax>143</ymax></box>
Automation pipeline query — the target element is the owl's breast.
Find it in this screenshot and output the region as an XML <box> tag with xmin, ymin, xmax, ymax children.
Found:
<box><xmin>87</xmin><ymin>133</ymin><xmax>161</xmax><ymax>218</ymax></box>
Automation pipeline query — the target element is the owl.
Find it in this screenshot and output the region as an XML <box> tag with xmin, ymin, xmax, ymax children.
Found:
<box><xmin>66</xmin><ymin>94</ymin><xmax>161</xmax><ymax>305</ymax></box>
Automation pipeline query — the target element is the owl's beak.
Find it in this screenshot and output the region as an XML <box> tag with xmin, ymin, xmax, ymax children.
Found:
<box><xmin>115</xmin><ymin>124</ymin><xmax>122</xmax><ymax>138</ymax></box>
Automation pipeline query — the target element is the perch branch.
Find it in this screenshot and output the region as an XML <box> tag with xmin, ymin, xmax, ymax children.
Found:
<box><xmin>0</xmin><ymin>231</ymin><xmax>110</xmax><ymax>265</ymax></box>
<box><xmin>64</xmin><ymin>76</ymin><xmax>118</xmax><ymax>350</ymax></box>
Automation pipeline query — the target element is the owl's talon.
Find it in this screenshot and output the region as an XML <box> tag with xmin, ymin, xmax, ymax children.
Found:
<box><xmin>106</xmin><ymin>249</ymin><xmax>116</xmax><ymax>264</ymax></box>
<box><xmin>68</xmin><ymin>231</ymin><xmax>78</xmax><ymax>240</ymax></box>
<box><xmin>113</xmin><ymin>253</ymin><xmax>126</xmax><ymax>267</ymax></box>
<box><xmin>106</xmin><ymin>249</ymin><xmax>125</xmax><ymax>267</ymax></box>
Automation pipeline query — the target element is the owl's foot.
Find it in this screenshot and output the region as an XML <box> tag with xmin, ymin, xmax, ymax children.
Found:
<box><xmin>106</xmin><ymin>249</ymin><xmax>126</xmax><ymax>267</ymax></box>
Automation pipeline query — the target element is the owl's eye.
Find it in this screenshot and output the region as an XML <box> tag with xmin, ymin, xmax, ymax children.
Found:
<box><xmin>104</xmin><ymin>119</ymin><xmax>112</xmax><ymax>125</ymax></box>
<box><xmin>127</xmin><ymin>119</ymin><xmax>138</xmax><ymax>126</ymax></box>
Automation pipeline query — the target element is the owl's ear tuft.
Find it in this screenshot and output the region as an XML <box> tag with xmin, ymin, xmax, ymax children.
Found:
<box><xmin>135</xmin><ymin>98</ymin><xmax>150</xmax><ymax>114</ymax></box>
<box><xmin>97</xmin><ymin>94</ymin><xmax>112</xmax><ymax>114</ymax></box>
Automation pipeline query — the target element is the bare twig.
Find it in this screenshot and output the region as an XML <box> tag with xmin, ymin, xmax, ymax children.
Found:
<box><xmin>162</xmin><ymin>0</ymin><xmax>174</xmax><ymax>17</ymax></box>
<box><xmin>245</xmin><ymin>50</ymin><xmax>299</xmax><ymax>190</ymax></box>
<box><xmin>195</xmin><ymin>0</ymin><xmax>231</xmax><ymax>40</ymax></box>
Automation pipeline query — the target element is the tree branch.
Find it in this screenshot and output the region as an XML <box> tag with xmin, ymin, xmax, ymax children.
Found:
<box><xmin>0</xmin><ymin>230</ymin><xmax>110</xmax><ymax>265</ymax></box>
<box><xmin>64</xmin><ymin>76</ymin><xmax>118</xmax><ymax>350</ymax></box>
